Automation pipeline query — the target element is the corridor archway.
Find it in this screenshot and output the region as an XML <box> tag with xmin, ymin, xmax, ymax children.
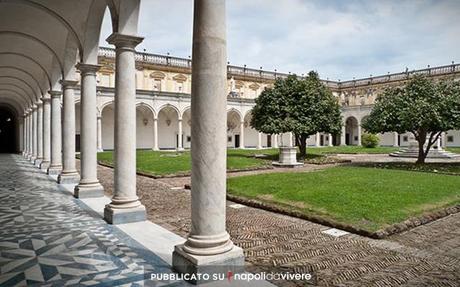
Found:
<box><xmin>0</xmin><ymin>106</ymin><xmax>17</xmax><ymax>153</ymax></box>
<box><xmin>345</xmin><ymin>116</ymin><xmax>359</xmax><ymax>145</ymax></box>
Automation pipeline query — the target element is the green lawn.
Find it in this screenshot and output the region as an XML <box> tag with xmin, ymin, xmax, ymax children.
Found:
<box><xmin>358</xmin><ymin>162</ymin><xmax>460</xmax><ymax>175</ymax></box>
<box><xmin>227</xmin><ymin>166</ymin><xmax>460</xmax><ymax>232</ymax></box>
<box><xmin>447</xmin><ymin>147</ymin><xmax>460</xmax><ymax>154</ymax></box>
<box><xmin>96</xmin><ymin>146</ymin><xmax>399</xmax><ymax>176</ymax></box>
<box><xmin>97</xmin><ymin>149</ymin><xmax>272</xmax><ymax>176</ymax></box>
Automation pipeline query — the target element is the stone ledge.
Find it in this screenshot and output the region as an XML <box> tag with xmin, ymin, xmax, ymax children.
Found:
<box><xmin>226</xmin><ymin>194</ymin><xmax>460</xmax><ymax>239</ymax></box>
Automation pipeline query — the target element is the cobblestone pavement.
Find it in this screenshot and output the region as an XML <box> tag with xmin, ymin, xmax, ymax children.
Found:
<box><xmin>0</xmin><ymin>155</ymin><xmax>180</xmax><ymax>286</ymax></box>
<box><xmin>91</xmin><ymin>160</ymin><xmax>460</xmax><ymax>287</ymax></box>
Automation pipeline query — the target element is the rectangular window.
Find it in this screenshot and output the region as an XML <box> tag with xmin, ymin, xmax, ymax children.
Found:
<box><xmin>228</xmin><ymin>136</ymin><xmax>232</xmax><ymax>142</ymax></box>
<box><xmin>447</xmin><ymin>135</ymin><xmax>454</xmax><ymax>143</ymax></box>
<box><xmin>403</xmin><ymin>136</ymin><xmax>408</xmax><ymax>142</ymax></box>
<box><xmin>187</xmin><ymin>136</ymin><xmax>191</xmax><ymax>142</ymax></box>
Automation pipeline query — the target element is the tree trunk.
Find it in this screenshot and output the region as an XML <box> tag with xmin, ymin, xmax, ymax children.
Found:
<box><xmin>416</xmin><ymin>141</ymin><xmax>426</xmax><ymax>164</ymax></box>
<box><xmin>298</xmin><ymin>134</ymin><xmax>308</xmax><ymax>159</ymax></box>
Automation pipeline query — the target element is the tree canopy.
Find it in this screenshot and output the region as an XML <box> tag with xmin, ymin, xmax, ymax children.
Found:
<box><xmin>362</xmin><ymin>75</ymin><xmax>460</xmax><ymax>163</ymax></box>
<box><xmin>250</xmin><ymin>71</ymin><xmax>342</xmax><ymax>158</ymax></box>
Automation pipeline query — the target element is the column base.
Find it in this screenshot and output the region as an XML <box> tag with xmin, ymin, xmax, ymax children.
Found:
<box><xmin>74</xmin><ymin>182</ymin><xmax>104</xmax><ymax>198</ymax></box>
<box><xmin>177</xmin><ymin>147</ymin><xmax>185</xmax><ymax>152</ymax></box>
<box><xmin>29</xmin><ymin>156</ymin><xmax>36</xmax><ymax>163</ymax></box>
<box><xmin>172</xmin><ymin>244</ymin><xmax>245</xmax><ymax>285</ymax></box>
<box><xmin>47</xmin><ymin>165</ymin><xmax>62</xmax><ymax>175</ymax></box>
<box><xmin>97</xmin><ymin>148</ymin><xmax>104</xmax><ymax>152</ymax></box>
<box><xmin>40</xmin><ymin>161</ymin><xmax>50</xmax><ymax>170</ymax></box>
<box><xmin>34</xmin><ymin>158</ymin><xmax>43</xmax><ymax>167</ymax></box>
<box><xmin>104</xmin><ymin>204</ymin><xmax>146</xmax><ymax>224</ymax></box>
<box><xmin>58</xmin><ymin>171</ymin><xmax>80</xmax><ymax>184</ymax></box>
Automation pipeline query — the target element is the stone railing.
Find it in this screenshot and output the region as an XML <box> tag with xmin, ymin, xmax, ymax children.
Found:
<box><xmin>99</xmin><ymin>47</ymin><xmax>459</xmax><ymax>89</ymax></box>
<box><xmin>338</xmin><ymin>63</ymin><xmax>460</xmax><ymax>88</ymax></box>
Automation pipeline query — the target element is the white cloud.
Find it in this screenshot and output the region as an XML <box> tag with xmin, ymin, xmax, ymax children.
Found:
<box><xmin>99</xmin><ymin>0</ymin><xmax>460</xmax><ymax>80</ymax></box>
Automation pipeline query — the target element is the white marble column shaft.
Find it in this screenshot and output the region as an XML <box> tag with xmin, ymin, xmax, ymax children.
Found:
<box><xmin>40</xmin><ymin>96</ymin><xmax>51</xmax><ymax>169</ymax></box>
<box><xmin>239</xmin><ymin>121</ymin><xmax>245</xmax><ymax>148</ymax></box>
<box><xmin>177</xmin><ymin>119</ymin><xmax>184</xmax><ymax>151</ymax></box>
<box><xmin>328</xmin><ymin>133</ymin><xmax>333</xmax><ymax>147</ymax></box>
<box><xmin>393</xmin><ymin>132</ymin><xmax>399</xmax><ymax>147</ymax></box>
<box><xmin>315</xmin><ymin>132</ymin><xmax>320</xmax><ymax>147</ymax></box>
<box><xmin>97</xmin><ymin>116</ymin><xmax>103</xmax><ymax>152</ymax></box>
<box><xmin>178</xmin><ymin>0</ymin><xmax>238</xmax><ymax>257</ymax></box>
<box><xmin>273</xmin><ymin>134</ymin><xmax>279</xmax><ymax>148</ymax></box>
<box><xmin>257</xmin><ymin>132</ymin><xmax>262</xmax><ymax>149</ymax></box>
<box><xmin>58</xmin><ymin>80</ymin><xmax>80</xmax><ymax>184</ymax></box>
<box><xmin>341</xmin><ymin>125</ymin><xmax>346</xmax><ymax>146</ymax></box>
<box><xmin>47</xmin><ymin>91</ymin><xmax>62</xmax><ymax>175</ymax></box>
<box><xmin>153</xmin><ymin>118</ymin><xmax>159</xmax><ymax>151</ymax></box>
<box><xmin>74</xmin><ymin>63</ymin><xmax>104</xmax><ymax>198</ymax></box>
<box><xmin>35</xmin><ymin>102</ymin><xmax>43</xmax><ymax>165</ymax></box>
<box><xmin>357</xmin><ymin>125</ymin><xmax>362</xmax><ymax>146</ymax></box>
<box><xmin>31</xmin><ymin>105</ymin><xmax>38</xmax><ymax>161</ymax></box>
<box><xmin>104</xmin><ymin>33</ymin><xmax>146</xmax><ymax>224</ymax></box>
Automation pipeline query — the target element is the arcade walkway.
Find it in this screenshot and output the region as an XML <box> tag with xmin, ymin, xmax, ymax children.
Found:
<box><xmin>0</xmin><ymin>154</ymin><xmax>179</xmax><ymax>286</ymax></box>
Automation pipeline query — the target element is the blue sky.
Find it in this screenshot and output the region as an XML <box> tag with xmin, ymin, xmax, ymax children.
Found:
<box><xmin>99</xmin><ymin>0</ymin><xmax>460</xmax><ymax>81</ymax></box>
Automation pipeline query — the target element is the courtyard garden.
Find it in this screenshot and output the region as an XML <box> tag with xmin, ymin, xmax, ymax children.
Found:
<box><xmin>227</xmin><ymin>166</ymin><xmax>460</xmax><ymax>233</ymax></box>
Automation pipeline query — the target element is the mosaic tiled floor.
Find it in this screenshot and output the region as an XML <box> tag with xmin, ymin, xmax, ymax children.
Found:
<box><xmin>0</xmin><ymin>154</ymin><xmax>182</xmax><ymax>287</ymax></box>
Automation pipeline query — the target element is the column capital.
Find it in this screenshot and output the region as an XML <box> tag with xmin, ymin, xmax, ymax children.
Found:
<box><xmin>76</xmin><ymin>63</ymin><xmax>101</xmax><ymax>75</ymax></box>
<box><xmin>60</xmin><ymin>80</ymin><xmax>79</xmax><ymax>89</ymax></box>
<box><xmin>106</xmin><ymin>33</ymin><xmax>144</xmax><ymax>50</ymax></box>
<box><xmin>49</xmin><ymin>90</ymin><xmax>62</xmax><ymax>98</ymax></box>
<box><xmin>32</xmin><ymin>105</ymin><xmax>38</xmax><ymax>110</ymax></box>
<box><xmin>36</xmin><ymin>101</ymin><xmax>43</xmax><ymax>107</ymax></box>
<box><xmin>41</xmin><ymin>94</ymin><xmax>51</xmax><ymax>103</ymax></box>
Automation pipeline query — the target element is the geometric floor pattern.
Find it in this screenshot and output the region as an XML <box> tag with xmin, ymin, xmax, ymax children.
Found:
<box><xmin>0</xmin><ymin>154</ymin><xmax>183</xmax><ymax>287</ymax></box>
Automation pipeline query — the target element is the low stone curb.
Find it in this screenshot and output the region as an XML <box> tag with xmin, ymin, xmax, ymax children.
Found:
<box><xmin>224</xmin><ymin>194</ymin><xmax>460</xmax><ymax>239</ymax></box>
<box><xmin>96</xmin><ymin>161</ymin><xmax>272</xmax><ymax>179</ymax></box>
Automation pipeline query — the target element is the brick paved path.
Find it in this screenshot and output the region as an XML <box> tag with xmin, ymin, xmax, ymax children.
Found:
<box><xmin>92</xmin><ymin>161</ymin><xmax>460</xmax><ymax>287</ymax></box>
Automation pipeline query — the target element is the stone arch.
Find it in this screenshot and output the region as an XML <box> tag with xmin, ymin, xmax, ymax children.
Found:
<box><xmin>345</xmin><ymin>116</ymin><xmax>359</xmax><ymax>145</ymax></box>
<box><xmin>182</xmin><ymin>107</ymin><xmax>192</xmax><ymax>149</ymax></box>
<box><xmin>158</xmin><ymin>105</ymin><xmax>180</xmax><ymax>150</ymax></box>
<box><xmin>227</xmin><ymin>109</ymin><xmax>242</xmax><ymax>148</ymax></box>
<box><xmin>136</xmin><ymin>103</ymin><xmax>155</xmax><ymax>149</ymax></box>
<box><xmin>100</xmin><ymin>101</ymin><xmax>115</xmax><ymax>150</ymax></box>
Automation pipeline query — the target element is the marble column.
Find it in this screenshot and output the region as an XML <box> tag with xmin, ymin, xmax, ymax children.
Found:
<box><xmin>177</xmin><ymin>119</ymin><xmax>184</xmax><ymax>151</ymax></box>
<box><xmin>19</xmin><ymin>117</ymin><xmax>24</xmax><ymax>154</ymax></box>
<box><xmin>239</xmin><ymin>121</ymin><xmax>245</xmax><ymax>149</ymax></box>
<box><xmin>58</xmin><ymin>80</ymin><xmax>80</xmax><ymax>184</ymax></box>
<box><xmin>74</xmin><ymin>63</ymin><xmax>104</xmax><ymax>198</ymax></box>
<box><xmin>328</xmin><ymin>133</ymin><xmax>333</xmax><ymax>147</ymax></box>
<box><xmin>29</xmin><ymin>111</ymin><xmax>33</xmax><ymax>160</ymax></box>
<box><xmin>441</xmin><ymin>132</ymin><xmax>447</xmax><ymax>148</ymax></box>
<box><xmin>153</xmin><ymin>117</ymin><xmax>159</xmax><ymax>151</ymax></box>
<box><xmin>257</xmin><ymin>132</ymin><xmax>262</xmax><ymax>149</ymax></box>
<box><xmin>35</xmin><ymin>102</ymin><xmax>43</xmax><ymax>166</ymax></box>
<box><xmin>288</xmin><ymin>132</ymin><xmax>294</xmax><ymax>147</ymax></box>
<box><xmin>173</xmin><ymin>0</ymin><xmax>244</xmax><ymax>278</ymax></box>
<box><xmin>273</xmin><ymin>134</ymin><xmax>279</xmax><ymax>148</ymax></box>
<box><xmin>341</xmin><ymin>125</ymin><xmax>346</xmax><ymax>146</ymax></box>
<box><xmin>23</xmin><ymin>112</ymin><xmax>28</xmax><ymax>157</ymax></box>
<box><xmin>47</xmin><ymin>91</ymin><xmax>63</xmax><ymax>175</ymax></box>
<box><xmin>393</xmin><ymin>132</ymin><xmax>399</xmax><ymax>147</ymax></box>
<box><xmin>315</xmin><ymin>132</ymin><xmax>320</xmax><ymax>147</ymax></box>
<box><xmin>357</xmin><ymin>125</ymin><xmax>362</xmax><ymax>146</ymax></box>
<box><xmin>104</xmin><ymin>33</ymin><xmax>146</xmax><ymax>224</ymax></box>
<box><xmin>40</xmin><ymin>95</ymin><xmax>51</xmax><ymax>170</ymax></box>
<box><xmin>31</xmin><ymin>105</ymin><xmax>38</xmax><ymax>162</ymax></box>
<box><xmin>97</xmin><ymin>116</ymin><xmax>103</xmax><ymax>152</ymax></box>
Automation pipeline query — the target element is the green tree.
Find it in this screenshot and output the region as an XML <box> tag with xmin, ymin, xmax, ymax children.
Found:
<box><xmin>362</xmin><ymin>75</ymin><xmax>460</xmax><ymax>164</ymax></box>
<box><xmin>251</xmin><ymin>71</ymin><xmax>342</xmax><ymax>159</ymax></box>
